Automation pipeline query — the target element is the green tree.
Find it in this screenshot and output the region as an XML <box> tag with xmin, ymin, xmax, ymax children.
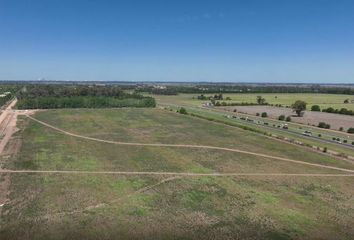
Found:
<box><xmin>291</xmin><ymin>100</ymin><xmax>307</xmax><ymax>116</ymax></box>
<box><xmin>278</xmin><ymin>115</ymin><xmax>285</xmax><ymax>121</ymax></box>
<box><xmin>256</xmin><ymin>96</ymin><xmax>266</xmax><ymax>105</ymax></box>
<box><xmin>261</xmin><ymin>112</ymin><xmax>268</xmax><ymax>118</ymax></box>
<box><xmin>318</xmin><ymin>122</ymin><xmax>330</xmax><ymax>129</ymax></box>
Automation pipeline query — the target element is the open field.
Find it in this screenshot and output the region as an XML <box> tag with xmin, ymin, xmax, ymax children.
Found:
<box><xmin>1</xmin><ymin>108</ymin><xmax>354</xmax><ymax>239</ymax></box>
<box><xmin>155</xmin><ymin>93</ymin><xmax>354</xmax><ymax>111</ymax></box>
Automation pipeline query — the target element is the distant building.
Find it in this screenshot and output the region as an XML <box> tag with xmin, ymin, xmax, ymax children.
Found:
<box><xmin>153</xmin><ymin>85</ymin><xmax>167</xmax><ymax>89</ymax></box>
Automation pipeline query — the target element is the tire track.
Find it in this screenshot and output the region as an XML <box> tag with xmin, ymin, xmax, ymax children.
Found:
<box><xmin>24</xmin><ymin>115</ymin><xmax>354</xmax><ymax>174</ymax></box>
<box><xmin>2</xmin><ymin>170</ymin><xmax>354</xmax><ymax>177</ymax></box>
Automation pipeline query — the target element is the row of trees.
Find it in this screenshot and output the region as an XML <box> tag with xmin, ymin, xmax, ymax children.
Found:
<box><xmin>17</xmin><ymin>85</ymin><xmax>137</xmax><ymax>99</ymax></box>
<box><xmin>150</xmin><ymin>88</ymin><xmax>178</xmax><ymax>95</ymax></box>
<box><xmin>210</xmin><ymin>96</ymin><xmax>269</xmax><ymax>107</ymax></box>
<box><xmin>16</xmin><ymin>96</ymin><xmax>156</xmax><ymax>109</ymax></box>
<box><xmin>322</xmin><ymin>107</ymin><xmax>354</xmax><ymax>116</ymax></box>
<box><xmin>196</xmin><ymin>94</ymin><xmax>225</xmax><ymax>100</ymax></box>
<box><xmin>16</xmin><ymin>85</ymin><xmax>156</xmax><ymax>109</ymax></box>
<box><xmin>138</xmin><ymin>84</ymin><xmax>354</xmax><ymax>95</ymax></box>
<box><xmin>213</xmin><ymin>101</ymin><xmax>262</xmax><ymax>107</ymax></box>
<box><xmin>311</xmin><ymin>105</ymin><xmax>354</xmax><ymax>116</ymax></box>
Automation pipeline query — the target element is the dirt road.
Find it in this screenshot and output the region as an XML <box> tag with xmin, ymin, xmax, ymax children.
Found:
<box><xmin>0</xmin><ymin>169</ymin><xmax>353</xmax><ymax>177</ymax></box>
<box><xmin>0</xmin><ymin>99</ymin><xmax>18</xmax><ymax>157</ymax></box>
<box><xmin>26</xmin><ymin>115</ymin><xmax>354</xmax><ymax>174</ymax></box>
<box><xmin>0</xmin><ymin>99</ymin><xmax>18</xmax><ymax>208</ymax></box>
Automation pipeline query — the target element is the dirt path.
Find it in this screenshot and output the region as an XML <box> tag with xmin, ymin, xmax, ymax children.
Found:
<box><xmin>25</xmin><ymin>115</ymin><xmax>354</xmax><ymax>174</ymax></box>
<box><xmin>0</xmin><ymin>99</ymin><xmax>18</xmax><ymax>156</ymax></box>
<box><xmin>1</xmin><ymin>169</ymin><xmax>354</xmax><ymax>176</ymax></box>
<box><xmin>0</xmin><ymin>99</ymin><xmax>18</xmax><ymax>209</ymax></box>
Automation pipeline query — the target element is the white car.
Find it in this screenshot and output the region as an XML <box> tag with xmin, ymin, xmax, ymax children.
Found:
<box><xmin>302</xmin><ymin>131</ymin><xmax>312</xmax><ymax>136</ymax></box>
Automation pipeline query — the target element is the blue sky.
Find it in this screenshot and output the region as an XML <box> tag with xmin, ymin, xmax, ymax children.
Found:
<box><xmin>0</xmin><ymin>0</ymin><xmax>354</xmax><ymax>83</ymax></box>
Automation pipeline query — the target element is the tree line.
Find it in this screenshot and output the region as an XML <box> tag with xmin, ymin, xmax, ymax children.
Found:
<box><xmin>136</xmin><ymin>84</ymin><xmax>354</xmax><ymax>95</ymax></box>
<box><xmin>311</xmin><ymin>105</ymin><xmax>354</xmax><ymax>116</ymax></box>
<box><xmin>16</xmin><ymin>85</ymin><xmax>156</xmax><ymax>109</ymax></box>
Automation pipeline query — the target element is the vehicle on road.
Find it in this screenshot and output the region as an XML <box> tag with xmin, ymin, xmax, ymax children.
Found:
<box><xmin>303</xmin><ymin>130</ymin><xmax>312</xmax><ymax>136</ymax></box>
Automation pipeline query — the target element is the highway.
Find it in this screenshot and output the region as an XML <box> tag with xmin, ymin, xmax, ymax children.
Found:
<box><xmin>158</xmin><ymin>102</ymin><xmax>354</xmax><ymax>151</ymax></box>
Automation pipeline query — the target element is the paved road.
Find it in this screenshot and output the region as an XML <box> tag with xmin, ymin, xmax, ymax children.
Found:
<box><xmin>159</xmin><ymin>102</ymin><xmax>354</xmax><ymax>150</ymax></box>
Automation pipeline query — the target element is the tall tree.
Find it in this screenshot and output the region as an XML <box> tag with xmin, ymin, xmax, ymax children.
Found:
<box><xmin>292</xmin><ymin>100</ymin><xmax>307</xmax><ymax>116</ymax></box>
<box><xmin>256</xmin><ymin>96</ymin><xmax>266</xmax><ymax>105</ymax></box>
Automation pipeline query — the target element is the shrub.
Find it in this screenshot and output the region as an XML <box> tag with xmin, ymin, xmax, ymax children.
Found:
<box><xmin>278</xmin><ymin>115</ymin><xmax>285</xmax><ymax>121</ymax></box>
<box><xmin>343</xmin><ymin>139</ymin><xmax>348</xmax><ymax>143</ymax></box>
<box><xmin>339</xmin><ymin>127</ymin><xmax>343</xmax><ymax>131</ymax></box>
<box><xmin>178</xmin><ymin>107</ymin><xmax>187</xmax><ymax>114</ymax></box>
<box><xmin>261</xmin><ymin>112</ymin><xmax>268</xmax><ymax>118</ymax></box>
<box><xmin>323</xmin><ymin>147</ymin><xmax>327</xmax><ymax>153</ymax></box>
<box><xmin>352</xmin><ymin>141</ymin><xmax>354</xmax><ymax>145</ymax></box>
<box><xmin>321</xmin><ymin>107</ymin><xmax>354</xmax><ymax>116</ymax></box>
<box><xmin>322</xmin><ymin>107</ymin><xmax>335</xmax><ymax>113</ymax></box>
<box><xmin>318</xmin><ymin>134</ymin><xmax>322</xmax><ymax>137</ymax></box>
<box><xmin>318</xmin><ymin>122</ymin><xmax>330</xmax><ymax>129</ymax></box>
<box><xmin>339</xmin><ymin>108</ymin><xmax>349</xmax><ymax>114</ymax></box>
<box><xmin>256</xmin><ymin>113</ymin><xmax>260</xmax><ymax>116</ymax></box>
<box><xmin>311</xmin><ymin>105</ymin><xmax>321</xmax><ymax>111</ymax></box>
<box><xmin>285</xmin><ymin>116</ymin><xmax>291</xmax><ymax>122</ymax></box>
<box><xmin>347</xmin><ymin>128</ymin><xmax>354</xmax><ymax>134</ymax></box>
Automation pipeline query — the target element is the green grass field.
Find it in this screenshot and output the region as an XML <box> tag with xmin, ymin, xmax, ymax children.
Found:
<box><xmin>1</xmin><ymin>108</ymin><xmax>354</xmax><ymax>239</ymax></box>
<box><xmin>155</xmin><ymin>93</ymin><xmax>354</xmax><ymax>111</ymax></box>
